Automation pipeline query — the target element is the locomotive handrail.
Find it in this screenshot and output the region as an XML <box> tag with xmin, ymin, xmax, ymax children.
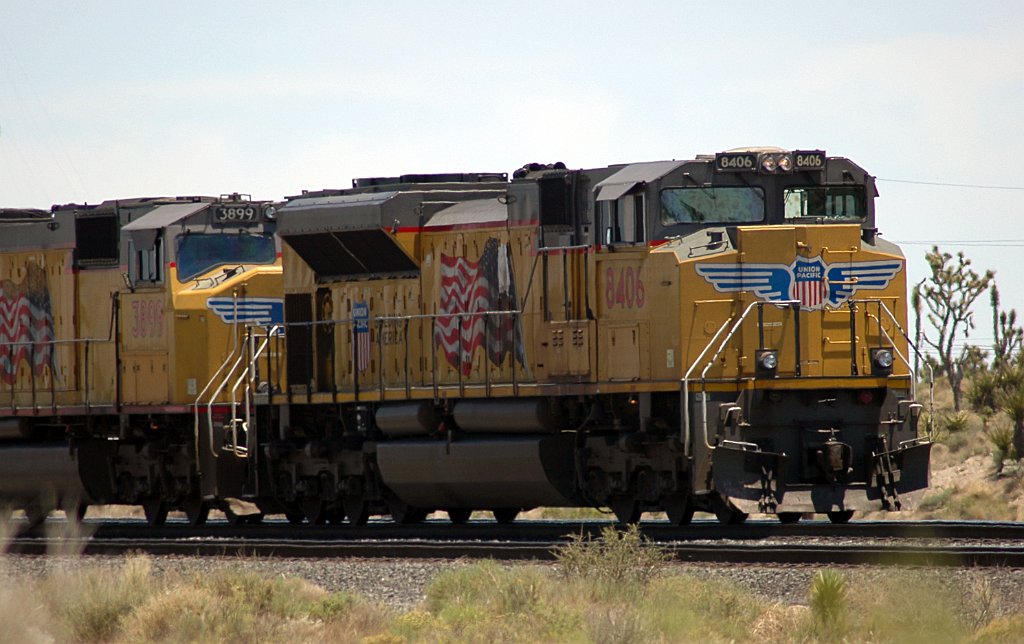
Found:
<box><xmin>859</xmin><ymin>298</ymin><xmax>935</xmax><ymax>437</ymax></box>
<box><xmin>1</xmin><ymin>293</ymin><xmax>118</xmax><ymax>413</ymax></box>
<box><xmin>223</xmin><ymin>325</ymin><xmax>279</xmax><ymax>458</ymax></box>
<box><xmin>694</xmin><ymin>299</ymin><xmax>800</xmax><ymax>452</ymax></box>
<box><xmin>680</xmin><ymin>314</ymin><xmax>736</xmax><ymax>456</ymax></box>
<box><xmin>273</xmin><ymin>309</ymin><xmax>527</xmax><ymax>401</ymax></box>
<box><xmin>193</xmin><ymin>296</ymin><xmax>243</xmax><ymax>468</ymax></box>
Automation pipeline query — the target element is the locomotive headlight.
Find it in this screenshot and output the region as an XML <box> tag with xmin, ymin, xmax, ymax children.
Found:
<box><xmin>777</xmin><ymin>154</ymin><xmax>793</xmax><ymax>172</ymax></box>
<box><xmin>756</xmin><ymin>349</ymin><xmax>779</xmax><ymax>376</ymax></box>
<box><xmin>761</xmin><ymin>155</ymin><xmax>777</xmax><ymax>172</ymax></box>
<box><xmin>871</xmin><ymin>348</ymin><xmax>894</xmax><ymax>376</ymax></box>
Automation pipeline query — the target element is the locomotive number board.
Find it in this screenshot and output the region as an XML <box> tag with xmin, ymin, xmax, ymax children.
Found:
<box><xmin>714</xmin><ymin>152</ymin><xmax>757</xmax><ymax>172</ymax></box>
<box><xmin>214</xmin><ymin>205</ymin><xmax>261</xmax><ymax>223</ymax></box>
<box><xmin>792</xmin><ymin>150</ymin><xmax>826</xmax><ymax>170</ymax></box>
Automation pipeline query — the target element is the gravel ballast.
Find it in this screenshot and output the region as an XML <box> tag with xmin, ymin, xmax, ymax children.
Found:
<box><xmin>4</xmin><ymin>554</ymin><xmax>1024</xmax><ymax>614</ymax></box>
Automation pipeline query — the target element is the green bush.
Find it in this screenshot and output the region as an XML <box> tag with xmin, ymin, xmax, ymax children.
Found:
<box><xmin>41</xmin><ymin>556</ymin><xmax>156</xmax><ymax>642</ymax></box>
<box><xmin>943</xmin><ymin>410</ymin><xmax>972</xmax><ymax>433</ymax></box>
<box><xmin>555</xmin><ymin>524</ymin><xmax>668</xmax><ymax>599</ymax></box>
<box><xmin>987</xmin><ymin>423</ymin><xmax>1015</xmax><ymax>471</ymax></box>
<box><xmin>423</xmin><ymin>561</ymin><xmax>578</xmax><ymax>641</ymax></box>
<box><xmin>809</xmin><ymin>569</ymin><xmax>847</xmax><ymax>637</ymax></box>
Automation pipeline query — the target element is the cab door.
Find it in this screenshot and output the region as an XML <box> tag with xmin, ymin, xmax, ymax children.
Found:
<box><xmin>121</xmin><ymin>290</ymin><xmax>170</xmax><ymax>404</ymax></box>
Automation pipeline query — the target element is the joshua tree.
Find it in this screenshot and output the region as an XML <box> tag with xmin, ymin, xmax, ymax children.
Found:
<box><xmin>915</xmin><ymin>247</ymin><xmax>993</xmax><ymax>412</ymax></box>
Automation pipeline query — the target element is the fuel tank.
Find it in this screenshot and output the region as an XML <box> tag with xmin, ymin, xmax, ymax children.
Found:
<box><xmin>376</xmin><ymin>434</ymin><xmax>577</xmax><ymax>507</ymax></box>
<box><xmin>0</xmin><ymin>444</ymin><xmax>91</xmax><ymax>508</ymax></box>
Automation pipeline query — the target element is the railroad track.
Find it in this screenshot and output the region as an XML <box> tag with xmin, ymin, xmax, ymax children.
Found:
<box><xmin>16</xmin><ymin>517</ymin><xmax>1024</xmax><ymax>541</ymax></box>
<box><xmin>6</xmin><ymin>518</ymin><xmax>1024</xmax><ymax>567</ymax></box>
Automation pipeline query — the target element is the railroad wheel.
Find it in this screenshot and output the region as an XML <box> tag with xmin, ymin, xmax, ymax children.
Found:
<box><xmin>777</xmin><ymin>512</ymin><xmax>802</xmax><ymax>524</ymax></box>
<box><xmin>447</xmin><ymin>508</ymin><xmax>472</xmax><ymax>524</ymax></box>
<box><xmin>183</xmin><ymin>500</ymin><xmax>210</xmax><ymax>526</ymax></box>
<box><xmin>609</xmin><ymin>495</ymin><xmax>642</xmax><ymax>525</ymax></box>
<box><xmin>301</xmin><ymin>499</ymin><xmax>330</xmax><ymax>525</ymax></box>
<box><xmin>711</xmin><ymin>496</ymin><xmax>748</xmax><ymax>525</ymax></box>
<box><xmin>389</xmin><ymin>500</ymin><xmax>428</xmax><ymax>525</ymax></box>
<box><xmin>143</xmin><ymin>500</ymin><xmax>168</xmax><ymax>526</ymax></box>
<box><xmin>344</xmin><ymin>498</ymin><xmax>370</xmax><ymax>526</ymax></box>
<box><xmin>662</xmin><ymin>495</ymin><xmax>695</xmax><ymax>526</ymax></box>
<box><xmin>491</xmin><ymin>508</ymin><xmax>519</xmax><ymax>524</ymax></box>
<box><xmin>827</xmin><ymin>510</ymin><xmax>854</xmax><ymax>524</ymax></box>
<box><xmin>24</xmin><ymin>500</ymin><xmax>53</xmax><ymax>530</ymax></box>
<box><xmin>285</xmin><ymin>512</ymin><xmax>306</xmax><ymax>525</ymax></box>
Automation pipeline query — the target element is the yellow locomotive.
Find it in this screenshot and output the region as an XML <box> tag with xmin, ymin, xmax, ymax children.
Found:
<box><xmin>0</xmin><ymin>195</ymin><xmax>281</xmax><ymax>524</ymax></box>
<box><xmin>0</xmin><ymin>147</ymin><xmax>931</xmax><ymax>527</ymax></box>
<box><xmin>237</xmin><ymin>147</ymin><xmax>930</xmax><ymax>525</ymax></box>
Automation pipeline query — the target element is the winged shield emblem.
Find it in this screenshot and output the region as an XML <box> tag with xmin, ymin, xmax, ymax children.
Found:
<box><xmin>695</xmin><ymin>256</ymin><xmax>902</xmax><ymax>311</ymax></box>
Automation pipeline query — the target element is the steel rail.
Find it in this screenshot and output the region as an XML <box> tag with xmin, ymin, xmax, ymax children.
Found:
<box><xmin>7</xmin><ymin>535</ymin><xmax>1024</xmax><ymax>568</ymax></box>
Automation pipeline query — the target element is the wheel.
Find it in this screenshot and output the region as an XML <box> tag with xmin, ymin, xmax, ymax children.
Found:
<box><xmin>777</xmin><ymin>512</ymin><xmax>803</xmax><ymax>524</ymax></box>
<box><xmin>447</xmin><ymin>508</ymin><xmax>472</xmax><ymax>524</ymax></box>
<box><xmin>285</xmin><ymin>512</ymin><xmax>306</xmax><ymax>525</ymax></box>
<box><xmin>142</xmin><ymin>500</ymin><xmax>168</xmax><ymax>526</ymax></box>
<box><xmin>662</xmin><ymin>495</ymin><xmax>695</xmax><ymax>526</ymax></box>
<box><xmin>344</xmin><ymin>498</ymin><xmax>370</xmax><ymax>526</ymax></box>
<box><xmin>609</xmin><ymin>495</ymin><xmax>642</xmax><ymax>525</ymax></box>
<box><xmin>827</xmin><ymin>510</ymin><xmax>854</xmax><ymax>524</ymax></box>
<box><xmin>389</xmin><ymin>499</ymin><xmax>428</xmax><ymax>524</ymax></box>
<box><xmin>301</xmin><ymin>499</ymin><xmax>329</xmax><ymax>525</ymax></box>
<box><xmin>491</xmin><ymin>508</ymin><xmax>520</xmax><ymax>524</ymax></box>
<box><xmin>183</xmin><ymin>500</ymin><xmax>210</xmax><ymax>526</ymax></box>
<box><xmin>712</xmin><ymin>496</ymin><xmax>748</xmax><ymax>525</ymax></box>
<box><xmin>24</xmin><ymin>500</ymin><xmax>53</xmax><ymax>530</ymax></box>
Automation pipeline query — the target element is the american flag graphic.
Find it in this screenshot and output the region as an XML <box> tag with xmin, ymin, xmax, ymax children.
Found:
<box><xmin>352</xmin><ymin>301</ymin><xmax>370</xmax><ymax>374</ymax></box>
<box><xmin>434</xmin><ymin>238</ymin><xmax>525</xmax><ymax>376</ymax></box>
<box><xmin>0</xmin><ymin>262</ymin><xmax>56</xmax><ymax>385</ymax></box>
<box><xmin>792</xmin><ymin>259</ymin><xmax>827</xmax><ymax>309</ymax></box>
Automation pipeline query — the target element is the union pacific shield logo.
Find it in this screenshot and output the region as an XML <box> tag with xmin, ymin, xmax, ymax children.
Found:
<box><xmin>695</xmin><ymin>256</ymin><xmax>902</xmax><ymax>312</ymax></box>
<box><xmin>793</xmin><ymin>257</ymin><xmax>827</xmax><ymax>309</ymax></box>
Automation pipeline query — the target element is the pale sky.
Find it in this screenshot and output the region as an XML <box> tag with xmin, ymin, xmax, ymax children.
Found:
<box><xmin>2</xmin><ymin>1</ymin><xmax>1022</xmax><ymax>358</ymax></box>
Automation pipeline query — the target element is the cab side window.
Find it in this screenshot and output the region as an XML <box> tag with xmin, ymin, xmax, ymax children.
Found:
<box><xmin>131</xmin><ymin>236</ymin><xmax>164</xmax><ymax>284</ymax></box>
<box><xmin>601</xmin><ymin>192</ymin><xmax>646</xmax><ymax>245</ymax></box>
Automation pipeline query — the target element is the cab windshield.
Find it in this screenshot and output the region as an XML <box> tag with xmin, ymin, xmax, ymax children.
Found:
<box><xmin>784</xmin><ymin>186</ymin><xmax>865</xmax><ymax>220</ymax></box>
<box><xmin>660</xmin><ymin>187</ymin><xmax>765</xmax><ymax>225</ymax></box>
<box><xmin>176</xmin><ymin>233</ymin><xmax>276</xmax><ymax>282</ymax></box>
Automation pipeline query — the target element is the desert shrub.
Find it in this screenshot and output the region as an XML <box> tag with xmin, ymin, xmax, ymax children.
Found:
<box><xmin>943</xmin><ymin>410</ymin><xmax>972</xmax><ymax>434</ymax></box>
<box><xmin>971</xmin><ymin>613</ymin><xmax>1024</xmax><ymax>643</ymax></box>
<box><xmin>423</xmin><ymin>561</ymin><xmax>578</xmax><ymax>641</ymax></box>
<box><xmin>555</xmin><ymin>524</ymin><xmax>668</xmax><ymax>599</ymax></box>
<box><xmin>846</xmin><ymin>570</ymin><xmax>965</xmax><ymax>643</ymax></box>
<box><xmin>41</xmin><ymin>555</ymin><xmax>156</xmax><ymax>642</ymax></box>
<box><xmin>917</xmin><ymin>488</ymin><xmax>954</xmax><ymax>514</ymax></box>
<box><xmin>120</xmin><ymin>567</ymin><xmax>381</xmax><ymax>642</ymax></box>
<box><xmin>808</xmin><ymin>569</ymin><xmax>847</xmax><ymax>637</ymax></box>
<box><xmin>642</xmin><ymin>574</ymin><xmax>768</xmax><ymax>641</ymax></box>
<box><xmin>585</xmin><ymin>605</ymin><xmax>651</xmax><ymax>644</ymax></box>
<box><xmin>987</xmin><ymin>423</ymin><xmax>1015</xmax><ymax>471</ymax></box>
<box><xmin>968</xmin><ymin>371</ymin><xmax>1002</xmax><ymax>425</ymax></box>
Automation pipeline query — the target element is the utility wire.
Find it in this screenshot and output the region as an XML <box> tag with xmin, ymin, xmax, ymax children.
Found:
<box><xmin>878</xmin><ymin>178</ymin><xmax>1024</xmax><ymax>190</ymax></box>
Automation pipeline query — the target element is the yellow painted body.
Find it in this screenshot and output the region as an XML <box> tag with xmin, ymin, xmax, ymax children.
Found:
<box><xmin>0</xmin><ymin>245</ymin><xmax>282</xmax><ymax>411</ymax></box>
<box><xmin>275</xmin><ymin>220</ymin><xmax>908</xmax><ymax>405</ymax></box>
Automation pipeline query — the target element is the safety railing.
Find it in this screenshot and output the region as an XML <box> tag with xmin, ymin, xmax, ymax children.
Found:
<box><xmin>274</xmin><ymin>309</ymin><xmax>530</xmax><ymax>403</ymax></box>
<box><xmin>0</xmin><ymin>336</ymin><xmax>117</xmax><ymax>413</ymax></box>
<box><xmin>679</xmin><ymin>297</ymin><xmax>933</xmax><ymax>454</ymax></box>
<box><xmin>860</xmin><ymin>298</ymin><xmax>935</xmax><ymax>438</ymax></box>
<box><xmin>193</xmin><ymin>324</ymin><xmax>280</xmax><ymax>459</ymax></box>
<box><xmin>681</xmin><ymin>300</ymin><xmax>799</xmax><ymax>455</ymax></box>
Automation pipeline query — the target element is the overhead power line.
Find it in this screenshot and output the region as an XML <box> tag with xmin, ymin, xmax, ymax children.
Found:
<box><xmin>878</xmin><ymin>178</ymin><xmax>1024</xmax><ymax>190</ymax></box>
<box><xmin>894</xmin><ymin>240</ymin><xmax>1024</xmax><ymax>247</ymax></box>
